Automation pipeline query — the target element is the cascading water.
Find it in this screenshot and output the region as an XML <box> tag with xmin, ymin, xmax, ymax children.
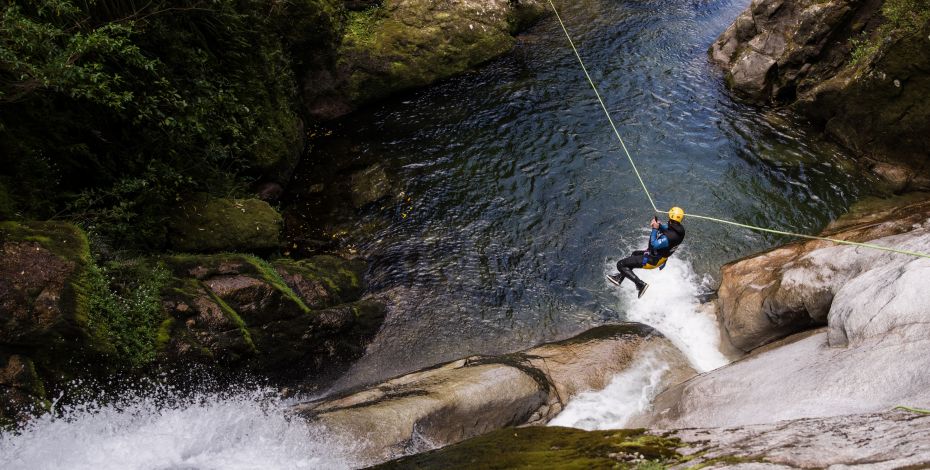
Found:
<box><xmin>548</xmin><ymin>252</ymin><xmax>732</xmax><ymax>430</ymax></box>
<box><xmin>548</xmin><ymin>351</ymin><xmax>671</xmax><ymax>430</ymax></box>
<box><xmin>0</xmin><ymin>386</ymin><xmax>356</xmax><ymax>470</ymax></box>
<box><xmin>616</xmin><ymin>251</ymin><xmax>731</xmax><ymax>373</ymax></box>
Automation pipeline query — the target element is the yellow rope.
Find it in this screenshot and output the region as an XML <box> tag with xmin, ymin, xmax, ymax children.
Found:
<box><xmin>546</xmin><ymin>0</ymin><xmax>930</xmax><ymax>260</ymax></box>
<box><xmin>894</xmin><ymin>405</ymin><xmax>930</xmax><ymax>415</ymax></box>
<box><xmin>546</xmin><ymin>0</ymin><xmax>657</xmax><ymax>212</ymax></box>
<box><xmin>668</xmin><ymin>210</ymin><xmax>930</xmax><ymax>259</ymax></box>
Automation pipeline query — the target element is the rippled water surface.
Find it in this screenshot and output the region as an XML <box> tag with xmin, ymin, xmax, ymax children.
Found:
<box><xmin>287</xmin><ymin>0</ymin><xmax>877</xmax><ymax>389</ymax></box>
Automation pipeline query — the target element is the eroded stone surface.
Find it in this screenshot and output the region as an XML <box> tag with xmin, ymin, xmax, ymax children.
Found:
<box><xmin>717</xmin><ymin>193</ymin><xmax>930</xmax><ymax>352</ymax></box>
<box><xmin>294</xmin><ymin>324</ymin><xmax>695</xmax><ymax>465</ymax></box>
<box><xmin>669</xmin><ymin>410</ymin><xmax>930</xmax><ymax>469</ymax></box>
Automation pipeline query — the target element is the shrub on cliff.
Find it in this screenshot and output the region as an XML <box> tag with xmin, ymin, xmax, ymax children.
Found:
<box><xmin>0</xmin><ymin>0</ymin><xmax>341</xmax><ymax>248</ymax></box>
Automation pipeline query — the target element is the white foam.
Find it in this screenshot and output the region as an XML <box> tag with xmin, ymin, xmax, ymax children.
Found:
<box><xmin>548</xmin><ymin>352</ymin><xmax>669</xmax><ymax>430</ymax></box>
<box><xmin>0</xmin><ymin>387</ymin><xmax>357</xmax><ymax>470</ymax></box>
<box><xmin>547</xmin><ymin>255</ymin><xmax>731</xmax><ymax>430</ymax></box>
<box><xmin>614</xmin><ymin>256</ymin><xmax>730</xmax><ymax>372</ymax></box>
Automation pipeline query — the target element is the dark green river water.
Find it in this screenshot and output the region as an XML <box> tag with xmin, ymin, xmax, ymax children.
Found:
<box><xmin>286</xmin><ymin>0</ymin><xmax>880</xmax><ymax>389</ymax></box>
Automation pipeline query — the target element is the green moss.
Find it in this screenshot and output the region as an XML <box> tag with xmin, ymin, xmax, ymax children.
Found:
<box><xmin>0</xmin><ymin>220</ymin><xmax>91</xmax><ymax>264</ymax></box>
<box><xmin>246</xmin><ymin>255</ymin><xmax>312</xmax><ymax>314</ymax></box>
<box><xmin>338</xmin><ymin>1</ymin><xmax>518</xmax><ymax>107</ymax></box>
<box><xmin>163</xmin><ymin>252</ymin><xmax>314</xmax><ymax>314</ymax></box>
<box><xmin>204</xmin><ymin>286</ymin><xmax>258</xmax><ymax>353</ymax></box>
<box><xmin>272</xmin><ymin>255</ymin><xmax>365</xmax><ymax>307</ymax></box>
<box><xmin>155</xmin><ymin>317</ymin><xmax>176</xmax><ymax>351</ymax></box>
<box><xmin>344</xmin><ymin>5</ymin><xmax>386</xmax><ymax>48</ymax></box>
<box><xmin>167</xmin><ymin>194</ymin><xmax>282</xmax><ymax>253</ymax></box>
<box><xmin>849</xmin><ymin>0</ymin><xmax>930</xmax><ymax>66</ymax></box>
<box><xmin>372</xmin><ymin>426</ymin><xmax>686</xmax><ymax>469</ymax></box>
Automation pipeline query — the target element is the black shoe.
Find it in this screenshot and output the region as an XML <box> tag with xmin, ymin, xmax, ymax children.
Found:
<box><xmin>637</xmin><ymin>283</ymin><xmax>649</xmax><ymax>299</ymax></box>
<box><xmin>606</xmin><ymin>273</ymin><xmax>624</xmax><ymax>287</ymax></box>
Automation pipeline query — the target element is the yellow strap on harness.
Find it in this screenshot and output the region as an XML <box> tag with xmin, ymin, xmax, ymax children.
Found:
<box><xmin>643</xmin><ymin>257</ymin><xmax>668</xmax><ymax>270</ymax></box>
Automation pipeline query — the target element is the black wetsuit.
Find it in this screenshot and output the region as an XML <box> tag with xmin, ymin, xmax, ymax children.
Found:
<box><xmin>616</xmin><ymin>220</ymin><xmax>685</xmax><ymax>287</ymax></box>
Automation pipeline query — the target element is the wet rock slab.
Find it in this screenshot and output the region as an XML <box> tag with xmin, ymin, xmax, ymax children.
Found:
<box><xmin>370</xmin><ymin>410</ymin><xmax>930</xmax><ymax>469</ymax></box>
<box><xmin>669</xmin><ymin>409</ymin><xmax>930</xmax><ymax>469</ymax></box>
<box><xmin>640</xmin><ymin>194</ymin><xmax>930</xmax><ymax>431</ymax></box>
<box><xmin>293</xmin><ymin>324</ymin><xmax>695</xmax><ymax>465</ymax></box>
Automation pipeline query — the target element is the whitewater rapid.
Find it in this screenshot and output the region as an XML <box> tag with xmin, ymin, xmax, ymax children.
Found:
<box><xmin>0</xmin><ymin>386</ymin><xmax>356</xmax><ymax>470</ymax></box>
<box><xmin>550</xmin><ymin>254</ymin><xmax>731</xmax><ymax>430</ymax></box>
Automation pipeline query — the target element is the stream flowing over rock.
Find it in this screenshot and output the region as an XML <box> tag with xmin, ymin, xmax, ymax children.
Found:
<box><xmin>293</xmin><ymin>324</ymin><xmax>695</xmax><ymax>465</ymax></box>
<box><xmin>638</xmin><ymin>193</ymin><xmax>930</xmax><ymax>429</ymax></box>
<box><xmin>710</xmin><ymin>0</ymin><xmax>930</xmax><ymax>189</ymax></box>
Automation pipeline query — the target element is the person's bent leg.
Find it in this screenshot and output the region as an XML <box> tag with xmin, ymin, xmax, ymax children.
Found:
<box><xmin>617</xmin><ymin>255</ymin><xmax>647</xmax><ymax>289</ymax></box>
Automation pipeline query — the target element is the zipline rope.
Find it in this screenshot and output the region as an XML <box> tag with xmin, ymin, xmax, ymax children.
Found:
<box><xmin>545</xmin><ymin>0</ymin><xmax>930</xmax><ymax>260</ymax></box>
<box><xmin>546</xmin><ymin>0</ymin><xmax>658</xmax><ymax>212</ymax></box>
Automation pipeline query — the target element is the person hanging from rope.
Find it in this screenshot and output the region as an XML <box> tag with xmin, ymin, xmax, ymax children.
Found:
<box><xmin>607</xmin><ymin>207</ymin><xmax>686</xmax><ymax>298</ymax></box>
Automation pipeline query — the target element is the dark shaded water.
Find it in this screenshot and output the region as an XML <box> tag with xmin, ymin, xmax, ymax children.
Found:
<box><xmin>286</xmin><ymin>0</ymin><xmax>879</xmax><ymax>389</ymax></box>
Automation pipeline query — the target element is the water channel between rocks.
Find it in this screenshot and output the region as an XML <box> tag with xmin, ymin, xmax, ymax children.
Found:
<box><xmin>287</xmin><ymin>0</ymin><xmax>878</xmax><ymax>393</ymax></box>
<box><xmin>0</xmin><ymin>0</ymin><xmax>885</xmax><ymax>468</ymax></box>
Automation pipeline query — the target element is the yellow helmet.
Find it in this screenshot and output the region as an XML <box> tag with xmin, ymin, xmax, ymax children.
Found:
<box><xmin>668</xmin><ymin>207</ymin><xmax>685</xmax><ymax>223</ymax></box>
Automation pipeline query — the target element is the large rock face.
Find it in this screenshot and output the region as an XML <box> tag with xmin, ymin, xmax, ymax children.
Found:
<box><xmin>0</xmin><ymin>221</ymin><xmax>101</xmax><ymax>422</ymax></box>
<box><xmin>717</xmin><ymin>192</ymin><xmax>930</xmax><ymax>352</ymax></box>
<box><xmin>640</xmin><ymin>195</ymin><xmax>930</xmax><ymax>429</ymax></box>
<box><xmin>304</xmin><ymin>0</ymin><xmax>547</xmax><ymax>119</ymax></box>
<box><xmin>373</xmin><ymin>410</ymin><xmax>930</xmax><ymax>469</ymax></box>
<box><xmin>293</xmin><ymin>324</ymin><xmax>695</xmax><ymax>465</ymax></box>
<box><xmin>711</xmin><ymin>0</ymin><xmax>930</xmax><ymax>189</ymax></box>
<box><xmin>0</xmin><ymin>221</ymin><xmax>92</xmax><ymax>347</ymax></box>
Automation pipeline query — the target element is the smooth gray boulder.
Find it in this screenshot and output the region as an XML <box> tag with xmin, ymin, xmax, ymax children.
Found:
<box><xmin>717</xmin><ymin>193</ymin><xmax>930</xmax><ymax>352</ymax></box>
<box><xmin>293</xmin><ymin>324</ymin><xmax>695</xmax><ymax>465</ymax></box>
<box><xmin>668</xmin><ymin>409</ymin><xmax>930</xmax><ymax>469</ymax></box>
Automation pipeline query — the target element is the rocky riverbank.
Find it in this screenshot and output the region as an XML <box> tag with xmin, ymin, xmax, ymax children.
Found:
<box><xmin>0</xmin><ymin>220</ymin><xmax>385</xmax><ymax>424</ymax></box>
<box><xmin>0</xmin><ymin>0</ymin><xmax>552</xmax><ymax>427</ymax></box>
<box><xmin>710</xmin><ymin>0</ymin><xmax>930</xmax><ymax>190</ymax></box>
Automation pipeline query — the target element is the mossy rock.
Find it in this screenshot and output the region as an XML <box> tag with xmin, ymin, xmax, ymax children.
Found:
<box><xmin>163</xmin><ymin>253</ymin><xmax>312</xmax><ymax>316</ymax></box>
<box><xmin>272</xmin><ymin>255</ymin><xmax>367</xmax><ymax>308</ymax></box>
<box><xmin>305</xmin><ymin>0</ymin><xmax>548</xmax><ymax>118</ymax></box>
<box><xmin>159</xmin><ymin>253</ymin><xmax>384</xmax><ymax>379</ymax></box>
<box><xmin>168</xmin><ymin>195</ymin><xmax>283</xmax><ymax>253</ymax></box>
<box><xmin>372</xmin><ymin>426</ymin><xmax>685</xmax><ymax>469</ymax></box>
<box><xmin>0</xmin><ymin>221</ymin><xmax>93</xmax><ymax>345</ymax></box>
<box><xmin>338</xmin><ymin>0</ymin><xmax>517</xmax><ymax>107</ymax></box>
